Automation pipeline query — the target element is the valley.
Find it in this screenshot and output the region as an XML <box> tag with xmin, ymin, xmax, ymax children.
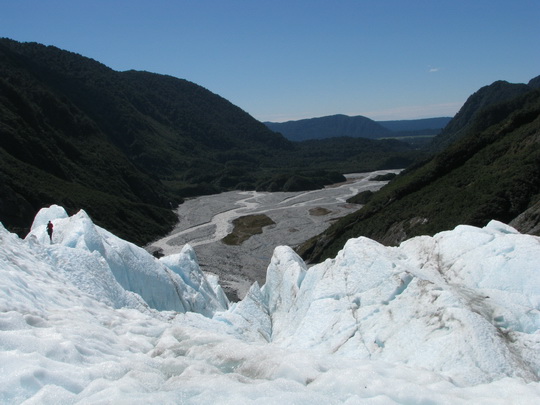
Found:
<box><xmin>147</xmin><ymin>169</ymin><xmax>399</xmax><ymax>300</ymax></box>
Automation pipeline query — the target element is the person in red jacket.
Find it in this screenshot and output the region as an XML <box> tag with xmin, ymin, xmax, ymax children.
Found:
<box><xmin>46</xmin><ymin>221</ymin><xmax>54</xmax><ymax>243</ymax></box>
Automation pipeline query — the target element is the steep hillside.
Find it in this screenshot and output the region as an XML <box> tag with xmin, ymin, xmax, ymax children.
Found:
<box><xmin>430</xmin><ymin>80</ymin><xmax>532</xmax><ymax>152</ymax></box>
<box><xmin>0</xmin><ymin>38</ymin><xmax>418</xmax><ymax>243</ymax></box>
<box><xmin>0</xmin><ymin>38</ymin><xmax>291</xmax><ymax>242</ymax></box>
<box><xmin>298</xmin><ymin>79</ymin><xmax>540</xmax><ymax>263</ymax></box>
<box><xmin>529</xmin><ymin>75</ymin><xmax>540</xmax><ymax>89</ymax></box>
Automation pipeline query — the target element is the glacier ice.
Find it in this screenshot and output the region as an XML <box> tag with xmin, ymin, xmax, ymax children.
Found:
<box><xmin>1</xmin><ymin>205</ymin><xmax>540</xmax><ymax>403</ymax></box>
<box><xmin>25</xmin><ymin>205</ymin><xmax>229</xmax><ymax>315</ymax></box>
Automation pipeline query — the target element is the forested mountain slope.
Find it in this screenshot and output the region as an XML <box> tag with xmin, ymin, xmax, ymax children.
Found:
<box><xmin>430</xmin><ymin>80</ymin><xmax>533</xmax><ymax>152</ymax></box>
<box><xmin>0</xmin><ymin>38</ymin><xmax>293</xmax><ymax>242</ymax></box>
<box><xmin>0</xmin><ymin>38</ymin><xmax>417</xmax><ymax>243</ymax></box>
<box><xmin>265</xmin><ymin>114</ymin><xmax>392</xmax><ymax>141</ymax></box>
<box><xmin>298</xmin><ymin>77</ymin><xmax>540</xmax><ymax>263</ymax></box>
<box><xmin>265</xmin><ymin>115</ymin><xmax>451</xmax><ymax>141</ymax></box>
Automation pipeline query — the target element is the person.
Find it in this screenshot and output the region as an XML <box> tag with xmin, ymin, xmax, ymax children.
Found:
<box><xmin>46</xmin><ymin>221</ymin><xmax>54</xmax><ymax>243</ymax></box>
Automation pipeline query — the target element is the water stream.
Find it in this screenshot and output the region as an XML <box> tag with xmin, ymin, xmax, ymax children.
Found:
<box><xmin>148</xmin><ymin>170</ymin><xmax>399</xmax><ymax>299</ymax></box>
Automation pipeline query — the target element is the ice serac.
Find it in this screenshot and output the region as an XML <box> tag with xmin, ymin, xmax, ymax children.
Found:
<box><xmin>26</xmin><ymin>205</ymin><xmax>228</xmax><ymax>315</ymax></box>
<box><xmin>1</xmin><ymin>220</ymin><xmax>144</xmax><ymax>312</ymax></box>
<box><xmin>159</xmin><ymin>245</ymin><xmax>229</xmax><ymax>314</ymax></box>
<box><xmin>2</xmin><ymin>205</ymin><xmax>540</xmax><ymax>402</ymax></box>
<box><xmin>235</xmin><ymin>220</ymin><xmax>540</xmax><ymax>385</ymax></box>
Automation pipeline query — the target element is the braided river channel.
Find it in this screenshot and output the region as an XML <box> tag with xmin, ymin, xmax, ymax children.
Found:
<box><xmin>148</xmin><ymin>170</ymin><xmax>399</xmax><ymax>300</ymax></box>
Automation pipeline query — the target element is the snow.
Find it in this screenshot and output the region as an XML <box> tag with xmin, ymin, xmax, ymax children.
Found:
<box><xmin>1</xmin><ymin>205</ymin><xmax>540</xmax><ymax>403</ymax></box>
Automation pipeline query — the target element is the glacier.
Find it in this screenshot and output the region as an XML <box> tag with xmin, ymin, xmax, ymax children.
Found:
<box><xmin>1</xmin><ymin>205</ymin><xmax>539</xmax><ymax>403</ymax></box>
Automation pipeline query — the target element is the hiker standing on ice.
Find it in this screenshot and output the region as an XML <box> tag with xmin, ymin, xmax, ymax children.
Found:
<box><xmin>46</xmin><ymin>221</ymin><xmax>54</xmax><ymax>243</ymax></box>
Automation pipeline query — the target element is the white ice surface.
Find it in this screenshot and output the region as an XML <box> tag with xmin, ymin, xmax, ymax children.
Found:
<box><xmin>26</xmin><ymin>205</ymin><xmax>228</xmax><ymax>315</ymax></box>
<box><xmin>1</xmin><ymin>206</ymin><xmax>540</xmax><ymax>403</ymax></box>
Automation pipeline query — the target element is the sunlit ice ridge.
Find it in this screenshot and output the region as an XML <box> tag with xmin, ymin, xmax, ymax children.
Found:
<box><xmin>1</xmin><ymin>205</ymin><xmax>539</xmax><ymax>404</ymax></box>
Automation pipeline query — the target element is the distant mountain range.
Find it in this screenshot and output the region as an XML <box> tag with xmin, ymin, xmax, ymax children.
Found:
<box><xmin>264</xmin><ymin>115</ymin><xmax>452</xmax><ymax>141</ymax></box>
<box><xmin>378</xmin><ymin>117</ymin><xmax>453</xmax><ymax>136</ymax></box>
<box><xmin>298</xmin><ymin>75</ymin><xmax>540</xmax><ymax>263</ymax></box>
<box><xmin>0</xmin><ymin>38</ymin><xmax>417</xmax><ymax>244</ymax></box>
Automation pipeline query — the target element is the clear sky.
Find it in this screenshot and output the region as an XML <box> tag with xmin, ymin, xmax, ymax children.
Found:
<box><xmin>1</xmin><ymin>0</ymin><xmax>538</xmax><ymax>122</ymax></box>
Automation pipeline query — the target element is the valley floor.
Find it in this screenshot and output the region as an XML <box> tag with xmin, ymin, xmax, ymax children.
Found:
<box><xmin>148</xmin><ymin>170</ymin><xmax>399</xmax><ymax>300</ymax></box>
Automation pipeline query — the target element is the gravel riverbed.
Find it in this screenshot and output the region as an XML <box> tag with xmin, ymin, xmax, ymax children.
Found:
<box><xmin>147</xmin><ymin>170</ymin><xmax>399</xmax><ymax>300</ymax></box>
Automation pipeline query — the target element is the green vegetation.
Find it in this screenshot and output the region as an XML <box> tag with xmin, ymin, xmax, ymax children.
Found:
<box><xmin>298</xmin><ymin>81</ymin><xmax>540</xmax><ymax>263</ymax></box>
<box><xmin>370</xmin><ymin>173</ymin><xmax>397</xmax><ymax>181</ymax></box>
<box><xmin>264</xmin><ymin>114</ymin><xmax>392</xmax><ymax>141</ymax></box>
<box><xmin>380</xmin><ymin>135</ymin><xmax>436</xmax><ymax>149</ymax></box>
<box><xmin>222</xmin><ymin>214</ymin><xmax>276</xmax><ymax>245</ymax></box>
<box><xmin>430</xmin><ymin>80</ymin><xmax>532</xmax><ymax>152</ymax></box>
<box><xmin>9</xmin><ymin>38</ymin><xmax>536</xmax><ymax>258</ymax></box>
<box><xmin>346</xmin><ymin>190</ymin><xmax>373</xmax><ymax>205</ymax></box>
<box><xmin>0</xmin><ymin>38</ymin><xmax>419</xmax><ymax>244</ymax></box>
<box><xmin>309</xmin><ymin>207</ymin><xmax>332</xmax><ymax>216</ymax></box>
<box><xmin>265</xmin><ymin>115</ymin><xmax>451</xmax><ymax>143</ymax></box>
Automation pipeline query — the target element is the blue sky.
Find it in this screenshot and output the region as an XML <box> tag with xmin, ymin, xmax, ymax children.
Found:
<box><xmin>1</xmin><ymin>0</ymin><xmax>538</xmax><ymax>122</ymax></box>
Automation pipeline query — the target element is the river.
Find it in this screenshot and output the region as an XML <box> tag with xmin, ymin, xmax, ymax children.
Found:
<box><xmin>147</xmin><ymin>170</ymin><xmax>399</xmax><ymax>300</ymax></box>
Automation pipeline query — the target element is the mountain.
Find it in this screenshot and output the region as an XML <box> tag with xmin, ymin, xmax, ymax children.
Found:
<box><xmin>430</xmin><ymin>80</ymin><xmax>532</xmax><ymax>152</ymax></box>
<box><xmin>378</xmin><ymin>116</ymin><xmax>452</xmax><ymax>135</ymax></box>
<box><xmin>0</xmin><ymin>38</ymin><xmax>286</xmax><ymax>243</ymax></box>
<box><xmin>265</xmin><ymin>114</ymin><xmax>452</xmax><ymax>141</ymax></box>
<box><xmin>1</xmin><ymin>206</ymin><xmax>539</xmax><ymax>402</ymax></box>
<box><xmin>264</xmin><ymin>114</ymin><xmax>392</xmax><ymax>141</ymax></box>
<box><xmin>528</xmin><ymin>75</ymin><xmax>540</xmax><ymax>89</ymax></box>
<box><xmin>298</xmin><ymin>76</ymin><xmax>540</xmax><ymax>263</ymax></box>
<box><xmin>0</xmin><ymin>38</ymin><xmax>419</xmax><ymax>244</ymax></box>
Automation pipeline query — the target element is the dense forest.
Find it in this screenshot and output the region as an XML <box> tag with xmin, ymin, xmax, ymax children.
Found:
<box><xmin>5</xmin><ymin>38</ymin><xmax>536</xmax><ymax>256</ymax></box>
<box><xmin>0</xmin><ymin>38</ymin><xmax>418</xmax><ymax>244</ymax></box>
<box><xmin>298</xmin><ymin>76</ymin><xmax>540</xmax><ymax>263</ymax></box>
